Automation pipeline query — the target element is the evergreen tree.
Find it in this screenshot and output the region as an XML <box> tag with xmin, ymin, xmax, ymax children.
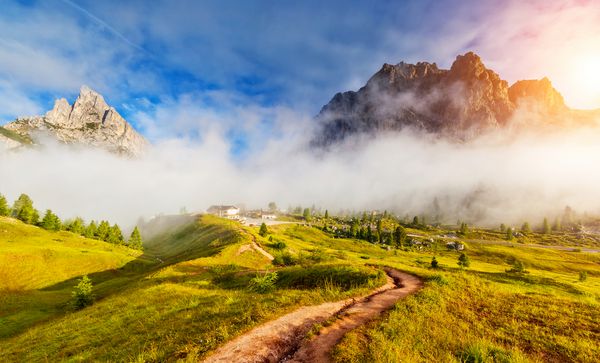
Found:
<box><xmin>108</xmin><ymin>224</ymin><xmax>124</xmax><ymax>244</ymax></box>
<box><xmin>12</xmin><ymin>194</ymin><xmax>38</xmax><ymax>225</ymax></box>
<box><xmin>324</xmin><ymin>210</ymin><xmax>329</xmax><ymax>219</ymax></box>
<box><xmin>506</xmin><ymin>227</ymin><xmax>513</xmax><ymax>240</ymax></box>
<box><xmin>457</xmin><ymin>253</ymin><xmax>470</xmax><ymax>268</ymax></box>
<box><xmin>459</xmin><ymin>222</ymin><xmax>468</xmax><ymax>235</ymax></box>
<box><xmin>542</xmin><ymin>217</ymin><xmax>551</xmax><ymax>234</ymax></box>
<box><xmin>41</xmin><ymin>210</ymin><xmax>61</xmax><ymax>231</ymax></box>
<box><xmin>303</xmin><ymin>208</ymin><xmax>311</xmax><ymax>222</ymax></box>
<box><xmin>412</xmin><ymin>216</ymin><xmax>419</xmax><ymax>226</ymax></box>
<box><xmin>388</xmin><ymin>231</ymin><xmax>394</xmax><ymax>246</ymax></box>
<box><xmin>259</xmin><ymin>222</ymin><xmax>268</xmax><ymax>237</ymax></box>
<box><xmin>552</xmin><ymin>217</ymin><xmax>562</xmax><ymax>232</ymax></box>
<box><xmin>350</xmin><ymin>220</ymin><xmax>359</xmax><ymax>238</ymax></box>
<box><xmin>66</xmin><ymin>217</ymin><xmax>85</xmax><ymax>235</ymax></box>
<box><xmin>376</xmin><ymin>219</ymin><xmax>383</xmax><ymax>243</ymax></box>
<box><xmin>84</xmin><ymin>221</ymin><xmax>98</xmax><ymax>239</ymax></box>
<box><xmin>500</xmin><ymin>223</ymin><xmax>506</xmax><ymax>233</ymax></box>
<box><xmin>521</xmin><ymin>222</ymin><xmax>531</xmax><ymax>234</ymax></box>
<box><xmin>0</xmin><ymin>194</ymin><xmax>9</xmax><ymax>216</ymax></box>
<box><xmin>366</xmin><ymin>225</ymin><xmax>373</xmax><ymax>242</ymax></box>
<box><xmin>128</xmin><ymin>226</ymin><xmax>143</xmax><ymax>250</ymax></box>
<box><xmin>394</xmin><ymin>226</ymin><xmax>407</xmax><ymax>249</ymax></box>
<box><xmin>431</xmin><ymin>256</ymin><xmax>439</xmax><ymax>269</ymax></box>
<box><xmin>96</xmin><ymin>221</ymin><xmax>111</xmax><ymax>241</ymax></box>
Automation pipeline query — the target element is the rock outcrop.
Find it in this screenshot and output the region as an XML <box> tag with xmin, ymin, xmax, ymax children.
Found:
<box><xmin>314</xmin><ymin>52</ymin><xmax>598</xmax><ymax>145</ymax></box>
<box><xmin>1</xmin><ymin>86</ymin><xmax>147</xmax><ymax>156</ymax></box>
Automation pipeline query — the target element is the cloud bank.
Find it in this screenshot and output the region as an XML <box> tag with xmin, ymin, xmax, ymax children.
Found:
<box><xmin>2</xmin><ymin>104</ymin><xmax>600</xmax><ymax>229</ymax></box>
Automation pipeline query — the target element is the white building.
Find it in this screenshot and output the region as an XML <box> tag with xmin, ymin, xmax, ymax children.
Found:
<box><xmin>207</xmin><ymin>205</ymin><xmax>240</xmax><ymax>219</ymax></box>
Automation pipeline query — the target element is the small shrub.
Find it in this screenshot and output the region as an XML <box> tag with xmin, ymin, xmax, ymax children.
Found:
<box><xmin>431</xmin><ymin>256</ymin><xmax>439</xmax><ymax>269</ymax></box>
<box><xmin>267</xmin><ymin>240</ymin><xmax>287</xmax><ymax>250</ymax></box>
<box><xmin>72</xmin><ymin>275</ymin><xmax>94</xmax><ymax>309</ymax></box>
<box><xmin>272</xmin><ymin>252</ymin><xmax>298</xmax><ymax>266</ymax></box>
<box><xmin>506</xmin><ymin>259</ymin><xmax>527</xmax><ymax>274</ymax></box>
<box><xmin>457</xmin><ymin>253</ymin><xmax>470</xmax><ymax>269</ymax></box>
<box><xmin>259</xmin><ymin>223</ymin><xmax>268</xmax><ymax>237</ymax></box>
<box><xmin>248</xmin><ymin>272</ymin><xmax>278</xmax><ymax>293</ymax></box>
<box><xmin>579</xmin><ymin>271</ymin><xmax>588</xmax><ymax>282</ymax></box>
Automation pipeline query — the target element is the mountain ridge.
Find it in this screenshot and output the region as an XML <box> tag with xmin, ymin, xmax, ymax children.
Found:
<box><xmin>314</xmin><ymin>52</ymin><xmax>599</xmax><ymax>145</ymax></box>
<box><xmin>0</xmin><ymin>86</ymin><xmax>147</xmax><ymax>156</ymax></box>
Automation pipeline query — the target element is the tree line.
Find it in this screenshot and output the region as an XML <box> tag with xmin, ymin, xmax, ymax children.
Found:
<box><xmin>0</xmin><ymin>193</ymin><xmax>143</xmax><ymax>250</ymax></box>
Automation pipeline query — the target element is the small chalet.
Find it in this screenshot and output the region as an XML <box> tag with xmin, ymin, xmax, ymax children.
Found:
<box><xmin>207</xmin><ymin>205</ymin><xmax>240</xmax><ymax>219</ymax></box>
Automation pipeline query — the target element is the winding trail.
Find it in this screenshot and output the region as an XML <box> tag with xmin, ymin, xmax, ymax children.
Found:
<box><xmin>203</xmin><ymin>268</ymin><xmax>422</xmax><ymax>363</ymax></box>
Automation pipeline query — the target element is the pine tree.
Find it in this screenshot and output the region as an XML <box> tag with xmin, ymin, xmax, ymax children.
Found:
<box><xmin>367</xmin><ymin>225</ymin><xmax>373</xmax><ymax>243</ymax></box>
<box><xmin>67</xmin><ymin>217</ymin><xmax>85</xmax><ymax>235</ymax></box>
<box><xmin>500</xmin><ymin>223</ymin><xmax>506</xmax><ymax>233</ymax></box>
<box><xmin>521</xmin><ymin>222</ymin><xmax>531</xmax><ymax>234</ymax></box>
<box><xmin>128</xmin><ymin>226</ymin><xmax>143</xmax><ymax>250</ymax></box>
<box><xmin>376</xmin><ymin>219</ymin><xmax>383</xmax><ymax>243</ymax></box>
<box><xmin>84</xmin><ymin>221</ymin><xmax>98</xmax><ymax>239</ymax></box>
<box><xmin>303</xmin><ymin>208</ymin><xmax>311</xmax><ymax>222</ymax></box>
<box><xmin>394</xmin><ymin>225</ymin><xmax>407</xmax><ymax>249</ymax></box>
<box><xmin>259</xmin><ymin>222</ymin><xmax>268</xmax><ymax>237</ymax></box>
<box><xmin>459</xmin><ymin>222</ymin><xmax>468</xmax><ymax>235</ymax></box>
<box><xmin>506</xmin><ymin>227</ymin><xmax>513</xmax><ymax>240</ymax></box>
<box><xmin>12</xmin><ymin>194</ymin><xmax>38</xmax><ymax>225</ymax></box>
<box><xmin>542</xmin><ymin>217</ymin><xmax>551</xmax><ymax>234</ymax></box>
<box><xmin>324</xmin><ymin>210</ymin><xmax>329</xmax><ymax>219</ymax></box>
<box><xmin>431</xmin><ymin>256</ymin><xmax>439</xmax><ymax>268</ymax></box>
<box><xmin>552</xmin><ymin>217</ymin><xmax>562</xmax><ymax>232</ymax></box>
<box><xmin>412</xmin><ymin>216</ymin><xmax>419</xmax><ymax>226</ymax></box>
<box><xmin>41</xmin><ymin>210</ymin><xmax>61</xmax><ymax>231</ymax></box>
<box><xmin>388</xmin><ymin>231</ymin><xmax>394</xmax><ymax>246</ymax></box>
<box><xmin>0</xmin><ymin>194</ymin><xmax>9</xmax><ymax>216</ymax></box>
<box><xmin>108</xmin><ymin>224</ymin><xmax>124</xmax><ymax>244</ymax></box>
<box><xmin>350</xmin><ymin>220</ymin><xmax>359</xmax><ymax>238</ymax></box>
<box><xmin>96</xmin><ymin>221</ymin><xmax>111</xmax><ymax>241</ymax></box>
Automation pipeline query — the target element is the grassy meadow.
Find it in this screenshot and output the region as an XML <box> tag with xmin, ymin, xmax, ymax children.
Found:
<box><xmin>0</xmin><ymin>214</ymin><xmax>598</xmax><ymax>362</ymax></box>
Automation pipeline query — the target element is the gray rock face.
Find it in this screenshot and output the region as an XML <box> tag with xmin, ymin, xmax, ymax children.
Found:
<box><xmin>314</xmin><ymin>52</ymin><xmax>596</xmax><ymax>145</ymax></box>
<box><xmin>1</xmin><ymin>86</ymin><xmax>147</xmax><ymax>156</ymax></box>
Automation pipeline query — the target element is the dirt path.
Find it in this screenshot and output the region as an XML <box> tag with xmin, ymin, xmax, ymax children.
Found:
<box><xmin>202</xmin><ymin>268</ymin><xmax>422</xmax><ymax>363</ymax></box>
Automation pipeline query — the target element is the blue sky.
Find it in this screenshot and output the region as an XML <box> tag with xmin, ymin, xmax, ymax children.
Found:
<box><xmin>1</xmin><ymin>0</ymin><xmax>599</xmax><ymax>149</ymax></box>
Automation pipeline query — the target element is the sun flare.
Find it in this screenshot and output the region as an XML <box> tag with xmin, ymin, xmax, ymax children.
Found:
<box><xmin>571</xmin><ymin>53</ymin><xmax>600</xmax><ymax>108</ymax></box>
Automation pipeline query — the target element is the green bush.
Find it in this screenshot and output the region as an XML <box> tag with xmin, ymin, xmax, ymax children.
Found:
<box><xmin>579</xmin><ymin>271</ymin><xmax>588</xmax><ymax>282</ymax></box>
<box><xmin>248</xmin><ymin>272</ymin><xmax>278</xmax><ymax>293</ymax></box>
<box><xmin>72</xmin><ymin>275</ymin><xmax>94</xmax><ymax>309</ymax></box>
<box><xmin>267</xmin><ymin>240</ymin><xmax>287</xmax><ymax>250</ymax></box>
<box><xmin>272</xmin><ymin>252</ymin><xmax>299</xmax><ymax>266</ymax></box>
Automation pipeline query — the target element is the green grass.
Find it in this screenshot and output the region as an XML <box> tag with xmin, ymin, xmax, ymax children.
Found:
<box><xmin>1</xmin><ymin>216</ymin><xmax>599</xmax><ymax>362</ymax></box>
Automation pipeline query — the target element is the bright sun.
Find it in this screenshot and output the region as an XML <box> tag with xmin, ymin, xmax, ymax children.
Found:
<box><xmin>571</xmin><ymin>53</ymin><xmax>600</xmax><ymax>108</ymax></box>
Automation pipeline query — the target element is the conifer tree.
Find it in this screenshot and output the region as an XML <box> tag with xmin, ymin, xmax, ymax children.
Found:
<box><xmin>84</xmin><ymin>221</ymin><xmax>98</xmax><ymax>239</ymax></box>
<box><xmin>500</xmin><ymin>223</ymin><xmax>506</xmax><ymax>233</ymax></box>
<box><xmin>412</xmin><ymin>216</ymin><xmax>419</xmax><ymax>226</ymax></box>
<box><xmin>376</xmin><ymin>219</ymin><xmax>383</xmax><ymax>243</ymax></box>
<box><xmin>12</xmin><ymin>194</ymin><xmax>38</xmax><ymax>225</ymax></box>
<box><xmin>41</xmin><ymin>210</ymin><xmax>61</xmax><ymax>231</ymax></box>
<box><xmin>96</xmin><ymin>221</ymin><xmax>111</xmax><ymax>241</ymax></box>
<box><xmin>0</xmin><ymin>194</ymin><xmax>9</xmax><ymax>216</ymax></box>
<box><xmin>67</xmin><ymin>217</ymin><xmax>85</xmax><ymax>235</ymax></box>
<box><xmin>542</xmin><ymin>217</ymin><xmax>551</xmax><ymax>234</ymax></box>
<box><xmin>506</xmin><ymin>227</ymin><xmax>513</xmax><ymax>240</ymax></box>
<box><xmin>303</xmin><ymin>208</ymin><xmax>311</xmax><ymax>222</ymax></box>
<box><xmin>259</xmin><ymin>222</ymin><xmax>268</xmax><ymax>237</ymax></box>
<box><xmin>394</xmin><ymin>225</ymin><xmax>407</xmax><ymax>249</ymax></box>
<box><xmin>128</xmin><ymin>226</ymin><xmax>143</xmax><ymax>250</ymax></box>
<box><xmin>552</xmin><ymin>217</ymin><xmax>562</xmax><ymax>232</ymax></box>
<box><xmin>521</xmin><ymin>222</ymin><xmax>531</xmax><ymax>234</ymax></box>
<box><xmin>108</xmin><ymin>224</ymin><xmax>124</xmax><ymax>244</ymax></box>
<box><xmin>350</xmin><ymin>220</ymin><xmax>359</xmax><ymax>238</ymax></box>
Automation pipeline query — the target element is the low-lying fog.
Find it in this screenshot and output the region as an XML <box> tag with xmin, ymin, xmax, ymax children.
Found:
<box><xmin>2</xmin><ymin>110</ymin><xmax>600</xmax><ymax>228</ymax></box>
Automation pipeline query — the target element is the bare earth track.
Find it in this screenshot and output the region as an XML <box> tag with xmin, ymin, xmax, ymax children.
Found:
<box><xmin>203</xmin><ymin>268</ymin><xmax>422</xmax><ymax>363</ymax></box>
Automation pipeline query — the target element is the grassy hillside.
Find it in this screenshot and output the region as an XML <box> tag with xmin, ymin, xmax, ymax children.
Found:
<box><xmin>0</xmin><ymin>215</ymin><xmax>384</xmax><ymax>362</ymax></box>
<box><xmin>0</xmin><ymin>215</ymin><xmax>598</xmax><ymax>362</ymax></box>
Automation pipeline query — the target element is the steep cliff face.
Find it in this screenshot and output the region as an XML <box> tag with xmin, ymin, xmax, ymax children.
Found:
<box><xmin>1</xmin><ymin>86</ymin><xmax>147</xmax><ymax>156</ymax></box>
<box><xmin>314</xmin><ymin>52</ymin><xmax>595</xmax><ymax>145</ymax></box>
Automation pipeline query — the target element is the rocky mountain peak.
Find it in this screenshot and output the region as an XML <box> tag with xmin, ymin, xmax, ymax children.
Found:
<box><xmin>1</xmin><ymin>86</ymin><xmax>147</xmax><ymax>156</ymax></box>
<box><xmin>508</xmin><ymin>77</ymin><xmax>567</xmax><ymax>114</ymax></box>
<box><xmin>314</xmin><ymin>52</ymin><xmax>589</xmax><ymax>146</ymax></box>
